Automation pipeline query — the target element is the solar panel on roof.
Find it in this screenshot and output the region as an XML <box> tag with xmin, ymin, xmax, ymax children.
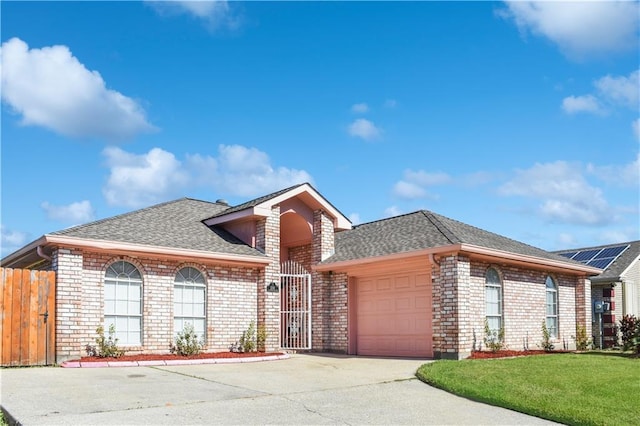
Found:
<box><xmin>594</xmin><ymin>245</ymin><xmax>628</xmax><ymax>259</ymax></box>
<box><xmin>573</xmin><ymin>249</ymin><xmax>600</xmax><ymax>262</ymax></box>
<box><xmin>587</xmin><ymin>258</ymin><xmax>615</xmax><ymax>269</ymax></box>
<box><xmin>558</xmin><ymin>252</ymin><xmax>577</xmax><ymax>259</ymax></box>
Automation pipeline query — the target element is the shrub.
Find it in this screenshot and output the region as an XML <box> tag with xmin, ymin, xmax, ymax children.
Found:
<box><xmin>540</xmin><ymin>321</ymin><xmax>555</xmax><ymax>352</ymax></box>
<box><xmin>171</xmin><ymin>323</ymin><xmax>203</xmax><ymax>356</ymax></box>
<box><xmin>619</xmin><ymin>314</ymin><xmax>640</xmax><ymax>354</ymax></box>
<box><xmin>256</xmin><ymin>323</ymin><xmax>267</xmax><ymax>352</ymax></box>
<box><xmin>239</xmin><ymin>321</ymin><xmax>257</xmax><ymax>352</ymax></box>
<box><xmin>573</xmin><ymin>324</ymin><xmax>591</xmax><ymax>351</ymax></box>
<box><xmin>483</xmin><ymin>319</ymin><xmax>505</xmax><ymax>352</ymax></box>
<box><xmin>86</xmin><ymin>324</ymin><xmax>125</xmax><ymax>358</ymax></box>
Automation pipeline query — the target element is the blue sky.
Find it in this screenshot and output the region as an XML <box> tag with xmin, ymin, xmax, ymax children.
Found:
<box><xmin>1</xmin><ymin>0</ymin><xmax>639</xmax><ymax>257</ymax></box>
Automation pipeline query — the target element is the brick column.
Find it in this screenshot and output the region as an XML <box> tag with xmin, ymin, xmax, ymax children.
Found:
<box><xmin>52</xmin><ymin>247</ymin><xmax>84</xmax><ymax>363</ymax></box>
<box><xmin>311</xmin><ymin>210</ymin><xmax>335</xmax><ymax>351</ymax></box>
<box><xmin>602</xmin><ymin>287</ymin><xmax>617</xmax><ymax>348</ymax></box>
<box><xmin>575</xmin><ymin>277</ymin><xmax>592</xmax><ymax>340</ymax></box>
<box><xmin>256</xmin><ymin>206</ymin><xmax>281</xmax><ymax>351</ymax></box>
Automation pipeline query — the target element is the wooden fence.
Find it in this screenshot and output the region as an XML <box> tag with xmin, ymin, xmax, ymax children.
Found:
<box><xmin>0</xmin><ymin>268</ymin><xmax>56</xmax><ymax>366</ymax></box>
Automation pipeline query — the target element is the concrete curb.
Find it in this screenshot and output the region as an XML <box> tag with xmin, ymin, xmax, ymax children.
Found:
<box><xmin>60</xmin><ymin>353</ymin><xmax>290</xmax><ymax>368</ymax></box>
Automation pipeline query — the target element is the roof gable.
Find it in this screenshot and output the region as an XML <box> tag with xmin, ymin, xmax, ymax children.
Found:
<box><xmin>555</xmin><ymin>240</ymin><xmax>640</xmax><ymax>282</ymax></box>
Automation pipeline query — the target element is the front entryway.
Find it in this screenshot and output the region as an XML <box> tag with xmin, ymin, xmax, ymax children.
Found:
<box><xmin>355</xmin><ymin>272</ymin><xmax>433</xmax><ymax>357</ymax></box>
<box><xmin>279</xmin><ymin>261</ymin><xmax>311</xmax><ymax>350</ymax></box>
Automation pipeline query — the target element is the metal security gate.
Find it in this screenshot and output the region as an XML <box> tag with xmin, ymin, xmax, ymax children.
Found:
<box><xmin>279</xmin><ymin>261</ymin><xmax>311</xmax><ymax>349</ymax></box>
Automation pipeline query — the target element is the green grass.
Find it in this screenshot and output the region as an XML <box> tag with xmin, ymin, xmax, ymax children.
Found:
<box><xmin>416</xmin><ymin>352</ymin><xmax>639</xmax><ymax>426</ymax></box>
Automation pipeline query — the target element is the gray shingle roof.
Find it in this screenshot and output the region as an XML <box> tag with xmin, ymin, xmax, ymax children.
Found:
<box><xmin>207</xmin><ymin>183</ymin><xmax>307</xmax><ymax>218</ymax></box>
<box><xmin>323</xmin><ymin>210</ymin><xmax>578</xmax><ymax>265</ymax></box>
<box><xmin>50</xmin><ymin>198</ymin><xmax>264</xmax><ymax>257</ymax></box>
<box><xmin>554</xmin><ymin>240</ymin><xmax>640</xmax><ymax>283</ymax></box>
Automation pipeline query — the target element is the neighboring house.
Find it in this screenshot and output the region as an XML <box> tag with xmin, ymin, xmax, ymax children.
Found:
<box><xmin>1</xmin><ymin>183</ymin><xmax>600</xmax><ymax>362</ymax></box>
<box><xmin>555</xmin><ymin>241</ymin><xmax>640</xmax><ymax>348</ymax></box>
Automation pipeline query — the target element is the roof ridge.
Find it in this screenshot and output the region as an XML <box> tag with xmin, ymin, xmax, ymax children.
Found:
<box><xmin>50</xmin><ymin>197</ymin><xmax>220</xmax><ymax>235</ymax></box>
<box><xmin>421</xmin><ymin>210</ymin><xmax>461</xmax><ymax>244</ymax></box>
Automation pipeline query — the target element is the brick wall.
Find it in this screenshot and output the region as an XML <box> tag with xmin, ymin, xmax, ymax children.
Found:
<box><xmin>53</xmin><ymin>249</ymin><xmax>261</xmax><ymax>363</ymax></box>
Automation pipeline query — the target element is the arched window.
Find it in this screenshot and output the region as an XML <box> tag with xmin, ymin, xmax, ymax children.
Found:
<box><xmin>104</xmin><ymin>261</ymin><xmax>142</xmax><ymax>345</ymax></box>
<box><xmin>485</xmin><ymin>267</ymin><xmax>503</xmax><ymax>334</ymax></box>
<box><xmin>545</xmin><ymin>276</ymin><xmax>558</xmax><ymax>338</ymax></box>
<box><xmin>174</xmin><ymin>267</ymin><xmax>206</xmax><ymax>341</ymax></box>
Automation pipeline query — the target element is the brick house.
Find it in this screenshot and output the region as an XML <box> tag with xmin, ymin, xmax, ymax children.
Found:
<box><xmin>555</xmin><ymin>241</ymin><xmax>640</xmax><ymax>348</ymax></box>
<box><xmin>1</xmin><ymin>183</ymin><xmax>600</xmax><ymax>362</ymax></box>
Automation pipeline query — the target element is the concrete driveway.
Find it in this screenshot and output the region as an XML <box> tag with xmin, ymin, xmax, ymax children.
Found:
<box><xmin>1</xmin><ymin>353</ymin><xmax>558</xmax><ymax>425</ymax></box>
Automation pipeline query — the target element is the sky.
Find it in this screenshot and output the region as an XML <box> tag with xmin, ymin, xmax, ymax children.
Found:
<box><xmin>1</xmin><ymin>0</ymin><xmax>639</xmax><ymax>258</ymax></box>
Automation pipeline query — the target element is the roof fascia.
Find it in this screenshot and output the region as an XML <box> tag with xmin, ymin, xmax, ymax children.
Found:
<box><xmin>43</xmin><ymin>235</ymin><xmax>270</xmax><ymax>267</ymax></box>
<box><xmin>0</xmin><ymin>236</ymin><xmax>46</xmax><ymax>267</ymax></box>
<box><xmin>459</xmin><ymin>244</ymin><xmax>603</xmax><ymax>276</ymax></box>
<box><xmin>203</xmin><ymin>206</ymin><xmax>272</xmax><ymax>226</ymax></box>
<box><xmin>313</xmin><ymin>245</ymin><xmax>461</xmax><ymax>272</ymax></box>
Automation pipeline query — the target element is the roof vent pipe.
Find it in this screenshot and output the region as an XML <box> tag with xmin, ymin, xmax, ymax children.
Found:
<box><xmin>216</xmin><ymin>199</ymin><xmax>229</xmax><ymax>206</ymax></box>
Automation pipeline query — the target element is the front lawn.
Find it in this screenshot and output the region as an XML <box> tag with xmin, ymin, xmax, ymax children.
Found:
<box><xmin>416</xmin><ymin>352</ymin><xmax>639</xmax><ymax>426</ymax></box>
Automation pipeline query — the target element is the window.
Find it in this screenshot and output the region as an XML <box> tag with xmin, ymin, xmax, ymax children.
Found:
<box><xmin>104</xmin><ymin>261</ymin><xmax>142</xmax><ymax>345</ymax></box>
<box><xmin>485</xmin><ymin>267</ymin><xmax>503</xmax><ymax>334</ymax></box>
<box><xmin>174</xmin><ymin>267</ymin><xmax>206</xmax><ymax>340</ymax></box>
<box><xmin>545</xmin><ymin>276</ymin><xmax>558</xmax><ymax>338</ymax></box>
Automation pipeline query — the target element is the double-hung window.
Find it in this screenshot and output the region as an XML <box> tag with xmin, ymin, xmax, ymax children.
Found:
<box><xmin>174</xmin><ymin>267</ymin><xmax>206</xmax><ymax>341</ymax></box>
<box><xmin>485</xmin><ymin>267</ymin><xmax>503</xmax><ymax>335</ymax></box>
<box><xmin>545</xmin><ymin>276</ymin><xmax>558</xmax><ymax>338</ymax></box>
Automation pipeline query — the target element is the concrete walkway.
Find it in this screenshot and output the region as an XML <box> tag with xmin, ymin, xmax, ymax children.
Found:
<box><xmin>1</xmin><ymin>353</ymin><xmax>559</xmax><ymax>425</ymax></box>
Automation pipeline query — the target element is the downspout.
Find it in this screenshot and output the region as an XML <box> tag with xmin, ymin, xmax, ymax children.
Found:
<box><xmin>37</xmin><ymin>245</ymin><xmax>52</xmax><ymax>262</ymax></box>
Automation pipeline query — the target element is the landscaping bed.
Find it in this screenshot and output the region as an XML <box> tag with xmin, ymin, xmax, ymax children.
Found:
<box><xmin>70</xmin><ymin>351</ymin><xmax>286</xmax><ymax>363</ymax></box>
<box><xmin>467</xmin><ymin>349</ymin><xmax>570</xmax><ymax>359</ymax></box>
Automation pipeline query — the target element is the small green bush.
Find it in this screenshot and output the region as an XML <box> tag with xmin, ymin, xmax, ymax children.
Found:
<box><xmin>483</xmin><ymin>319</ymin><xmax>505</xmax><ymax>352</ymax></box>
<box><xmin>86</xmin><ymin>324</ymin><xmax>125</xmax><ymax>358</ymax></box>
<box><xmin>171</xmin><ymin>323</ymin><xmax>204</xmax><ymax>356</ymax></box>
<box><xmin>573</xmin><ymin>324</ymin><xmax>591</xmax><ymax>351</ymax></box>
<box><xmin>256</xmin><ymin>323</ymin><xmax>267</xmax><ymax>351</ymax></box>
<box><xmin>540</xmin><ymin>320</ymin><xmax>555</xmax><ymax>352</ymax></box>
<box><xmin>239</xmin><ymin>321</ymin><xmax>256</xmax><ymax>352</ymax></box>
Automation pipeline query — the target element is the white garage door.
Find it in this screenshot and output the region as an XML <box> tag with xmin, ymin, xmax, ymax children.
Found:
<box><xmin>356</xmin><ymin>272</ymin><xmax>432</xmax><ymax>358</ymax></box>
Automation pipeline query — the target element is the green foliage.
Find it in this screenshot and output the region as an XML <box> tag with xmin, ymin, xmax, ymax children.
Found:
<box><xmin>256</xmin><ymin>323</ymin><xmax>267</xmax><ymax>352</ymax></box>
<box><xmin>86</xmin><ymin>324</ymin><xmax>125</xmax><ymax>358</ymax></box>
<box><xmin>540</xmin><ymin>321</ymin><xmax>555</xmax><ymax>352</ymax></box>
<box><xmin>238</xmin><ymin>321</ymin><xmax>257</xmax><ymax>352</ymax></box>
<box><xmin>416</xmin><ymin>352</ymin><xmax>639</xmax><ymax>426</ymax></box>
<box><xmin>572</xmin><ymin>324</ymin><xmax>591</xmax><ymax>351</ymax></box>
<box><xmin>483</xmin><ymin>319</ymin><xmax>505</xmax><ymax>352</ymax></box>
<box><xmin>619</xmin><ymin>314</ymin><xmax>640</xmax><ymax>354</ymax></box>
<box><xmin>171</xmin><ymin>323</ymin><xmax>203</xmax><ymax>356</ymax></box>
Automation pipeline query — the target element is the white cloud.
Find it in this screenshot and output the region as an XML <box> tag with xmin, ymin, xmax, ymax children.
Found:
<box><xmin>499</xmin><ymin>1</ymin><xmax>640</xmax><ymax>59</ymax></box>
<box><xmin>189</xmin><ymin>144</ymin><xmax>313</xmax><ymax>197</ymax></box>
<box><xmin>146</xmin><ymin>0</ymin><xmax>239</xmax><ymax>30</ymax></box>
<box><xmin>561</xmin><ymin>95</ymin><xmax>603</xmax><ymax>115</ymax></box>
<box><xmin>594</xmin><ymin>70</ymin><xmax>639</xmax><ymax>109</ymax></box>
<box><xmin>41</xmin><ymin>200</ymin><xmax>95</xmax><ymax>223</ymax></box>
<box><xmin>347</xmin><ymin>118</ymin><xmax>382</xmax><ymax>141</ymax></box>
<box><xmin>351</xmin><ymin>103</ymin><xmax>369</xmax><ymax>114</ymax></box>
<box><xmin>348</xmin><ymin>213</ymin><xmax>361</xmax><ymax>226</ymax></box>
<box><xmin>384</xmin><ymin>206</ymin><xmax>402</xmax><ymax>217</ymax></box>
<box><xmin>102</xmin><ymin>145</ymin><xmax>313</xmax><ymax>207</ymax></box>
<box><xmin>103</xmin><ymin>146</ymin><xmax>189</xmax><ymax>208</ymax></box>
<box><xmin>1</xmin><ymin>226</ymin><xmax>28</xmax><ymax>248</ymax></box>
<box><xmin>587</xmin><ymin>153</ymin><xmax>640</xmax><ymax>188</ymax></box>
<box><xmin>556</xmin><ymin>232</ymin><xmax>578</xmax><ymax>248</ymax></box>
<box><xmin>392</xmin><ymin>169</ymin><xmax>451</xmax><ymax>200</ymax></box>
<box><xmin>0</xmin><ymin>38</ymin><xmax>156</xmax><ymax>140</ymax></box>
<box><xmin>499</xmin><ymin>161</ymin><xmax>612</xmax><ymax>226</ymax></box>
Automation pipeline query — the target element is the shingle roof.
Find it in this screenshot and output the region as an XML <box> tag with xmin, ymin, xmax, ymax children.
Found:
<box><xmin>323</xmin><ymin>210</ymin><xmax>578</xmax><ymax>265</ymax></box>
<box><xmin>554</xmin><ymin>240</ymin><xmax>640</xmax><ymax>283</ymax></box>
<box><xmin>207</xmin><ymin>183</ymin><xmax>307</xmax><ymax>218</ymax></box>
<box><xmin>50</xmin><ymin>198</ymin><xmax>264</xmax><ymax>257</ymax></box>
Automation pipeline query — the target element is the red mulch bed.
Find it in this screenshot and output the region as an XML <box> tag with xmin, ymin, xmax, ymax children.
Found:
<box><xmin>468</xmin><ymin>350</ymin><xmax>571</xmax><ymax>359</ymax></box>
<box><xmin>71</xmin><ymin>351</ymin><xmax>285</xmax><ymax>363</ymax></box>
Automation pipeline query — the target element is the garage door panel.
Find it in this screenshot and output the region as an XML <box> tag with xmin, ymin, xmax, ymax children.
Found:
<box><xmin>356</xmin><ymin>272</ymin><xmax>432</xmax><ymax>358</ymax></box>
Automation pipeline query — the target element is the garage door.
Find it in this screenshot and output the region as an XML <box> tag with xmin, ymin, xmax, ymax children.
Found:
<box><xmin>356</xmin><ymin>272</ymin><xmax>432</xmax><ymax>357</ymax></box>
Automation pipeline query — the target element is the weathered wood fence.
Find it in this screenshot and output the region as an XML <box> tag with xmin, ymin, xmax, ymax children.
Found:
<box><xmin>0</xmin><ymin>268</ymin><xmax>56</xmax><ymax>366</ymax></box>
